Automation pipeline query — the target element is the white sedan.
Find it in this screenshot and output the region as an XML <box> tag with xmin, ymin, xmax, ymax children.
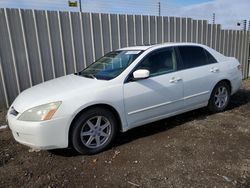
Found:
<box><xmin>7</xmin><ymin>43</ymin><xmax>242</xmax><ymax>154</ymax></box>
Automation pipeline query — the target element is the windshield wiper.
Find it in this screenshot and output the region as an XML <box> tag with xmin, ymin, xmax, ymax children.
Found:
<box><xmin>82</xmin><ymin>74</ymin><xmax>96</xmax><ymax>79</ymax></box>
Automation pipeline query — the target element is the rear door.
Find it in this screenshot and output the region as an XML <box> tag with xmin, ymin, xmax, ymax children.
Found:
<box><xmin>177</xmin><ymin>46</ymin><xmax>220</xmax><ymax>108</ymax></box>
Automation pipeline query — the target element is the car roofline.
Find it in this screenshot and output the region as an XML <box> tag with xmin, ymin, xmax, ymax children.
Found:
<box><xmin>117</xmin><ymin>45</ymin><xmax>152</xmax><ymax>51</ymax></box>
<box><xmin>116</xmin><ymin>42</ymin><xmax>208</xmax><ymax>52</ymax></box>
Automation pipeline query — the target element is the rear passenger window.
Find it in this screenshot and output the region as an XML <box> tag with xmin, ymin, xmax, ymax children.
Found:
<box><xmin>178</xmin><ymin>46</ymin><xmax>212</xmax><ymax>69</ymax></box>
<box><xmin>204</xmin><ymin>50</ymin><xmax>217</xmax><ymax>64</ymax></box>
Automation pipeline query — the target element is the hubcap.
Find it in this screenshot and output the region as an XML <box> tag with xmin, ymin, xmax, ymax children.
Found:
<box><xmin>80</xmin><ymin>116</ymin><xmax>111</xmax><ymax>149</ymax></box>
<box><xmin>214</xmin><ymin>86</ymin><xmax>228</xmax><ymax>108</ymax></box>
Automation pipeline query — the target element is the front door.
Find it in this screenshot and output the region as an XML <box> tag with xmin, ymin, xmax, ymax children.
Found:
<box><xmin>123</xmin><ymin>47</ymin><xmax>183</xmax><ymax>128</ymax></box>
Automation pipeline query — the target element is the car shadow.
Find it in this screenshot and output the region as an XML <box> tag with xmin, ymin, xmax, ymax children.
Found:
<box><xmin>50</xmin><ymin>87</ymin><xmax>250</xmax><ymax>157</ymax></box>
<box><xmin>115</xmin><ymin>87</ymin><xmax>250</xmax><ymax>146</ymax></box>
<box><xmin>227</xmin><ymin>87</ymin><xmax>250</xmax><ymax>110</ymax></box>
<box><xmin>48</xmin><ymin>147</ymin><xmax>80</xmax><ymax>157</ymax></box>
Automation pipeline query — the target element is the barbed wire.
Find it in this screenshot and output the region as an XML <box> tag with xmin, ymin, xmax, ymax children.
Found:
<box><xmin>0</xmin><ymin>0</ymin><xmax>163</xmax><ymax>16</ymax></box>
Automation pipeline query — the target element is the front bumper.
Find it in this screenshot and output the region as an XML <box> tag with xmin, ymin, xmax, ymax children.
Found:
<box><xmin>7</xmin><ymin>112</ymin><xmax>70</xmax><ymax>150</ymax></box>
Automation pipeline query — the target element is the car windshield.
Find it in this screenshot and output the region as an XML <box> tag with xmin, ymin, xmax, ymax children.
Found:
<box><xmin>78</xmin><ymin>50</ymin><xmax>142</xmax><ymax>80</ymax></box>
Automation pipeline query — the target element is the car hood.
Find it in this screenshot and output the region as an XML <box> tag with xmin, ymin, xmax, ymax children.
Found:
<box><xmin>12</xmin><ymin>74</ymin><xmax>106</xmax><ymax>113</ymax></box>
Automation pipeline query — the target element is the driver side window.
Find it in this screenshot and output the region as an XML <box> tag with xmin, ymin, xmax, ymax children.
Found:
<box><xmin>136</xmin><ymin>48</ymin><xmax>177</xmax><ymax>77</ymax></box>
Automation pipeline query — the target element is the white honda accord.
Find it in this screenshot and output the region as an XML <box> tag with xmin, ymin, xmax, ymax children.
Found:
<box><xmin>7</xmin><ymin>43</ymin><xmax>242</xmax><ymax>154</ymax></box>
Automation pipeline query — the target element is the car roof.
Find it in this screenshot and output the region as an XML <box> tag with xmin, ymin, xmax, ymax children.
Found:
<box><xmin>117</xmin><ymin>42</ymin><xmax>226</xmax><ymax>62</ymax></box>
<box><xmin>117</xmin><ymin>42</ymin><xmax>207</xmax><ymax>51</ymax></box>
<box><xmin>117</xmin><ymin>46</ymin><xmax>152</xmax><ymax>51</ymax></box>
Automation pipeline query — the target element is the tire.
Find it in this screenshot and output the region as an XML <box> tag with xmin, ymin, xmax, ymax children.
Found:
<box><xmin>208</xmin><ymin>82</ymin><xmax>231</xmax><ymax>113</ymax></box>
<box><xmin>70</xmin><ymin>107</ymin><xmax>118</xmax><ymax>155</ymax></box>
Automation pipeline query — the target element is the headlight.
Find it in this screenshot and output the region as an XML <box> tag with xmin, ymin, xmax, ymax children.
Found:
<box><xmin>18</xmin><ymin>101</ymin><xmax>61</xmax><ymax>121</ymax></box>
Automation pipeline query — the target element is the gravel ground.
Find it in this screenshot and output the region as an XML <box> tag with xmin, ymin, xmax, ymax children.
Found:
<box><xmin>0</xmin><ymin>80</ymin><xmax>250</xmax><ymax>188</ymax></box>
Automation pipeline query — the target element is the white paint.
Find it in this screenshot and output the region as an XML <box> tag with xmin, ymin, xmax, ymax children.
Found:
<box><xmin>125</xmin><ymin>50</ymin><xmax>141</xmax><ymax>55</ymax></box>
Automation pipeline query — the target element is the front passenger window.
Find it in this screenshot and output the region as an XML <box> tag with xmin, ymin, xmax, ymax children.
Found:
<box><xmin>136</xmin><ymin>48</ymin><xmax>176</xmax><ymax>77</ymax></box>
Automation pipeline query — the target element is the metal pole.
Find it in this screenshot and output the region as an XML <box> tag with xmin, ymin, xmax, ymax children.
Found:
<box><xmin>243</xmin><ymin>20</ymin><xmax>247</xmax><ymax>31</ymax></box>
<box><xmin>158</xmin><ymin>2</ymin><xmax>161</xmax><ymax>16</ymax></box>
<box><xmin>79</xmin><ymin>0</ymin><xmax>82</xmax><ymax>12</ymax></box>
<box><xmin>212</xmin><ymin>13</ymin><xmax>215</xmax><ymax>24</ymax></box>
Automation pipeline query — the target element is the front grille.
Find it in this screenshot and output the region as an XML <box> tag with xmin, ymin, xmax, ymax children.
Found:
<box><xmin>9</xmin><ymin>107</ymin><xmax>19</xmax><ymax>116</ymax></box>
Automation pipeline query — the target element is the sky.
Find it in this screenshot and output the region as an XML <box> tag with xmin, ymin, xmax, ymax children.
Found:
<box><xmin>0</xmin><ymin>0</ymin><xmax>249</xmax><ymax>29</ymax></box>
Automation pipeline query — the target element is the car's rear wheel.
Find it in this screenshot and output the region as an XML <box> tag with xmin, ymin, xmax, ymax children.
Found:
<box><xmin>208</xmin><ymin>82</ymin><xmax>231</xmax><ymax>112</ymax></box>
<box><xmin>71</xmin><ymin>107</ymin><xmax>117</xmax><ymax>155</ymax></box>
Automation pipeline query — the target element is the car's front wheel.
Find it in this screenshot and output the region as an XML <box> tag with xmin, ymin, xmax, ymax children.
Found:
<box><xmin>208</xmin><ymin>81</ymin><xmax>231</xmax><ymax>112</ymax></box>
<box><xmin>70</xmin><ymin>107</ymin><xmax>118</xmax><ymax>155</ymax></box>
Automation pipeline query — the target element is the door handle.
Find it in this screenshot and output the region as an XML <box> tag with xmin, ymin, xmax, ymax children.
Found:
<box><xmin>169</xmin><ymin>77</ymin><xmax>182</xmax><ymax>83</ymax></box>
<box><xmin>210</xmin><ymin>67</ymin><xmax>219</xmax><ymax>73</ymax></box>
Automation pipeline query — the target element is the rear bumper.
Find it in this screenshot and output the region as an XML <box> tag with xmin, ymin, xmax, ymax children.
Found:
<box><xmin>7</xmin><ymin>113</ymin><xmax>70</xmax><ymax>150</ymax></box>
<box><xmin>231</xmin><ymin>74</ymin><xmax>242</xmax><ymax>95</ymax></box>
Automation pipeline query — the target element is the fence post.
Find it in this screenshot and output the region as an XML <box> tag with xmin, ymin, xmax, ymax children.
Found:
<box><xmin>0</xmin><ymin>56</ymin><xmax>9</xmax><ymax>108</ymax></box>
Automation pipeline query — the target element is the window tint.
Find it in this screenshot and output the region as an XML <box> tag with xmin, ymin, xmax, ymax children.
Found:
<box><xmin>178</xmin><ymin>46</ymin><xmax>209</xmax><ymax>69</ymax></box>
<box><xmin>204</xmin><ymin>49</ymin><xmax>217</xmax><ymax>64</ymax></box>
<box><xmin>136</xmin><ymin>48</ymin><xmax>176</xmax><ymax>77</ymax></box>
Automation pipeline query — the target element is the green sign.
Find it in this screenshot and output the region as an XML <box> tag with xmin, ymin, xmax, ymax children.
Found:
<box><xmin>68</xmin><ymin>1</ymin><xmax>78</xmax><ymax>7</ymax></box>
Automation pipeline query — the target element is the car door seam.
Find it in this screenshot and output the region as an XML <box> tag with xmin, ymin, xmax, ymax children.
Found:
<box><xmin>127</xmin><ymin>98</ymin><xmax>182</xmax><ymax>115</ymax></box>
<box><xmin>127</xmin><ymin>90</ymin><xmax>210</xmax><ymax>115</ymax></box>
<box><xmin>183</xmin><ymin>91</ymin><xmax>210</xmax><ymax>100</ymax></box>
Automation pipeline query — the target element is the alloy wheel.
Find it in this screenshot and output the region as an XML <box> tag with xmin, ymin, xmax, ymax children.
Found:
<box><xmin>214</xmin><ymin>86</ymin><xmax>228</xmax><ymax>109</ymax></box>
<box><xmin>80</xmin><ymin>116</ymin><xmax>111</xmax><ymax>149</ymax></box>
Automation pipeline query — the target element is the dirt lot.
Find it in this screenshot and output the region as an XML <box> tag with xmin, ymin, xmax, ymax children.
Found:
<box><xmin>0</xmin><ymin>80</ymin><xmax>250</xmax><ymax>188</ymax></box>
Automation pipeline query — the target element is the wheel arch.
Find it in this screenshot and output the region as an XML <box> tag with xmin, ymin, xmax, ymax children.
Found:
<box><xmin>208</xmin><ymin>79</ymin><xmax>232</xmax><ymax>112</ymax></box>
<box><xmin>68</xmin><ymin>103</ymin><xmax>123</xmax><ymax>147</ymax></box>
<box><xmin>214</xmin><ymin>79</ymin><xmax>232</xmax><ymax>94</ymax></box>
<box><xmin>209</xmin><ymin>79</ymin><xmax>232</xmax><ymax>101</ymax></box>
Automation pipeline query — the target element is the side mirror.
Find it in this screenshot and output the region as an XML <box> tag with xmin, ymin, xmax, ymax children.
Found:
<box><xmin>133</xmin><ymin>69</ymin><xmax>150</xmax><ymax>80</ymax></box>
